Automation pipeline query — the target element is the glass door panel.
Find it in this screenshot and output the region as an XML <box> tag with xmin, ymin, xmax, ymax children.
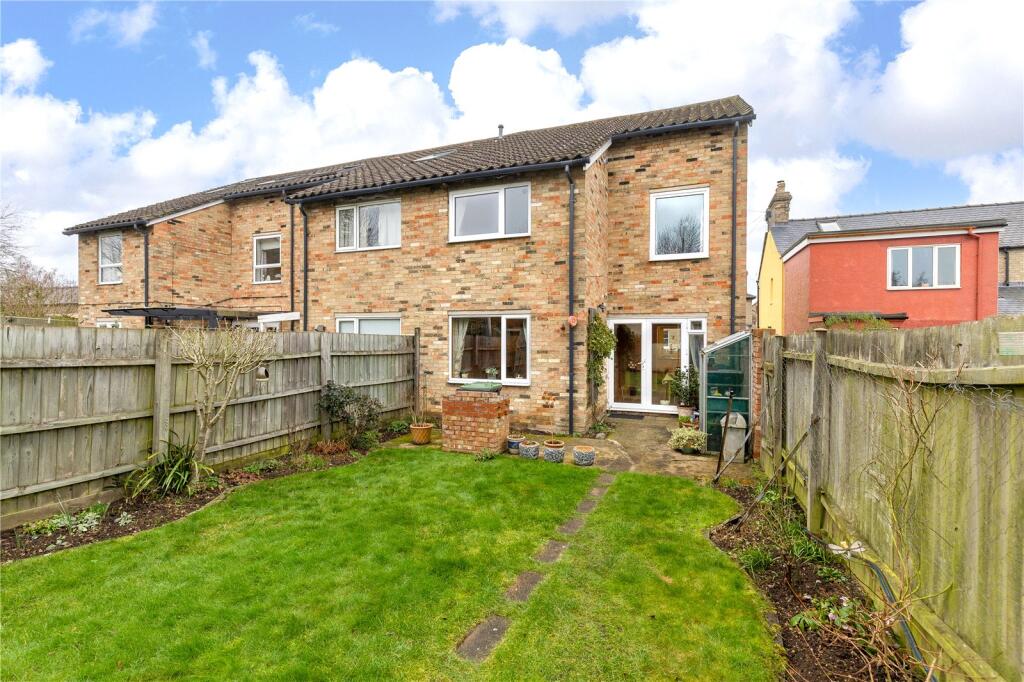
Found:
<box><xmin>651</xmin><ymin>323</ymin><xmax>682</xmax><ymax>406</ymax></box>
<box><xmin>613</xmin><ymin>323</ymin><xmax>642</xmax><ymax>404</ymax></box>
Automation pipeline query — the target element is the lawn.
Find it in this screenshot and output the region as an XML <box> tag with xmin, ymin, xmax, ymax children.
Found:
<box><xmin>1</xmin><ymin>448</ymin><xmax>781</xmax><ymax>680</ymax></box>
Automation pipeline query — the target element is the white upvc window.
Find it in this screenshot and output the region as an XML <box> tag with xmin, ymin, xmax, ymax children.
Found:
<box><xmin>335</xmin><ymin>316</ymin><xmax>402</xmax><ymax>335</ymax></box>
<box><xmin>96</xmin><ymin>318</ymin><xmax>122</xmax><ymax>328</ymax></box>
<box><xmin>887</xmin><ymin>244</ymin><xmax>960</xmax><ymax>290</ymax></box>
<box><xmin>649</xmin><ymin>186</ymin><xmax>710</xmax><ymax>260</ymax></box>
<box><xmin>449</xmin><ymin>313</ymin><xmax>530</xmax><ymax>386</ymax></box>
<box><xmin>336</xmin><ymin>200</ymin><xmax>401</xmax><ymax>252</ymax></box>
<box><xmin>448</xmin><ymin>182</ymin><xmax>530</xmax><ymax>242</ymax></box>
<box><xmin>98</xmin><ymin>233</ymin><xmax>123</xmax><ymax>284</ymax></box>
<box><xmin>253</xmin><ymin>234</ymin><xmax>282</xmax><ymax>284</ymax></box>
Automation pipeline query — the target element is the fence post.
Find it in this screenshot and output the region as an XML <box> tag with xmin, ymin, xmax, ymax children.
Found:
<box><xmin>412</xmin><ymin>327</ymin><xmax>421</xmax><ymax>418</ymax></box>
<box><xmin>152</xmin><ymin>331</ymin><xmax>172</xmax><ymax>455</ymax></box>
<box><xmin>319</xmin><ymin>333</ymin><xmax>331</xmax><ymax>440</ymax></box>
<box><xmin>807</xmin><ymin>327</ymin><xmax>828</xmax><ymax>533</ymax></box>
<box><xmin>772</xmin><ymin>334</ymin><xmax>786</xmax><ymax>473</ymax></box>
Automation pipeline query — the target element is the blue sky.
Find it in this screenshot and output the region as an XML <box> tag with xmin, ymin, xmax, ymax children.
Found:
<box><xmin>2</xmin><ymin>1</ymin><xmax>1022</xmax><ymax>288</ymax></box>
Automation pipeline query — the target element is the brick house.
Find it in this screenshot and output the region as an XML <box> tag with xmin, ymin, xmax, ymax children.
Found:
<box><xmin>756</xmin><ymin>182</ymin><xmax>1020</xmax><ymax>333</ymax></box>
<box><xmin>65</xmin><ymin>96</ymin><xmax>755</xmax><ymax>433</ymax></box>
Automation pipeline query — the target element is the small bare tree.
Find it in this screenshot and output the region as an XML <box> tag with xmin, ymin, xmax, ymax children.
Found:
<box><xmin>0</xmin><ymin>257</ymin><xmax>78</xmax><ymax>319</ymax></box>
<box><xmin>1</xmin><ymin>203</ymin><xmax>25</xmax><ymax>275</ymax></box>
<box><xmin>173</xmin><ymin>326</ymin><xmax>276</xmax><ymax>481</ymax></box>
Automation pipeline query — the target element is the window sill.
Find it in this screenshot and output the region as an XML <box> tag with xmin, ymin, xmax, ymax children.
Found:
<box><xmin>886</xmin><ymin>285</ymin><xmax>961</xmax><ymax>291</ymax></box>
<box><xmin>335</xmin><ymin>244</ymin><xmax>402</xmax><ymax>253</ymax></box>
<box><xmin>252</xmin><ymin>278</ymin><xmax>283</xmax><ymax>285</ymax></box>
<box><xmin>649</xmin><ymin>252</ymin><xmax>709</xmax><ymax>262</ymax></box>
<box><xmin>448</xmin><ymin>378</ymin><xmax>530</xmax><ymax>387</ymax></box>
<box><xmin>448</xmin><ymin>233</ymin><xmax>530</xmax><ymax>244</ymax></box>
<box><xmin>97</xmin><ymin>280</ymin><xmax>123</xmax><ymax>286</ymax></box>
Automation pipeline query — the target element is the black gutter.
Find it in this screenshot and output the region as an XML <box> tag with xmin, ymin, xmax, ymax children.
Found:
<box><xmin>1003</xmin><ymin>248</ymin><xmax>1010</xmax><ymax>286</ymax></box>
<box><xmin>300</xmin><ymin>203</ymin><xmax>309</xmax><ymax>331</ymax></box>
<box><xmin>565</xmin><ymin>165</ymin><xmax>577</xmax><ymax>436</ymax></box>
<box><xmin>729</xmin><ymin>121</ymin><xmax>739</xmax><ymax>334</ymax></box>
<box><xmin>608</xmin><ymin>113</ymin><xmax>755</xmax><ymax>144</ymax></box>
<box><xmin>286</xmin><ymin>159</ymin><xmax>588</xmax><ymax>205</ymax></box>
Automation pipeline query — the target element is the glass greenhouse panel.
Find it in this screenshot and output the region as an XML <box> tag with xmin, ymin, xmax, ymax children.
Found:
<box><xmin>702</xmin><ymin>334</ymin><xmax>751</xmax><ymax>455</ymax></box>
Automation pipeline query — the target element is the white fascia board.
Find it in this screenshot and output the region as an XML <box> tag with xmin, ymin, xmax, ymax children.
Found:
<box><xmin>145</xmin><ymin>199</ymin><xmax>226</xmax><ymax>226</ymax></box>
<box><xmin>780</xmin><ymin>227</ymin><xmax>1004</xmax><ymax>263</ymax></box>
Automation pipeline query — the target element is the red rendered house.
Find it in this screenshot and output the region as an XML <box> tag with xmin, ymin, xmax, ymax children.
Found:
<box><xmin>758</xmin><ymin>183</ymin><xmax>1009</xmax><ymax>332</ymax></box>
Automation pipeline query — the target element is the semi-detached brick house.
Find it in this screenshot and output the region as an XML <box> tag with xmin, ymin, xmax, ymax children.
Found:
<box><xmin>65</xmin><ymin>96</ymin><xmax>755</xmax><ymax>433</ymax></box>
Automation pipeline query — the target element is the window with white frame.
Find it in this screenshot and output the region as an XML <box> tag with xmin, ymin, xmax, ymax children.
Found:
<box><xmin>649</xmin><ymin>187</ymin><xmax>709</xmax><ymax>260</ymax></box>
<box><xmin>449</xmin><ymin>314</ymin><xmax>529</xmax><ymax>384</ymax></box>
<box><xmin>888</xmin><ymin>244</ymin><xmax>959</xmax><ymax>289</ymax></box>
<box><xmin>336</xmin><ymin>201</ymin><xmax>401</xmax><ymax>251</ymax></box>
<box><xmin>335</xmin><ymin>316</ymin><xmax>402</xmax><ymax>335</ymax></box>
<box><xmin>98</xmin><ymin>233</ymin><xmax>123</xmax><ymax>284</ymax></box>
<box><xmin>449</xmin><ymin>183</ymin><xmax>530</xmax><ymax>242</ymax></box>
<box><xmin>253</xmin><ymin>234</ymin><xmax>282</xmax><ymax>283</ymax></box>
<box><xmin>96</xmin><ymin>318</ymin><xmax>122</xmax><ymax>328</ymax></box>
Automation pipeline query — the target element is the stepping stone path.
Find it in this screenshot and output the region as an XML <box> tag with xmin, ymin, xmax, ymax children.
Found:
<box><xmin>456</xmin><ymin>472</ymin><xmax>616</xmax><ymax>662</ymax></box>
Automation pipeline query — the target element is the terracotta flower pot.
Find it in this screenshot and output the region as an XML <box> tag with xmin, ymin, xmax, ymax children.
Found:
<box><xmin>678</xmin><ymin>405</ymin><xmax>695</xmax><ymax>419</ymax></box>
<box><xmin>518</xmin><ymin>440</ymin><xmax>540</xmax><ymax>459</ymax></box>
<box><xmin>410</xmin><ymin>423</ymin><xmax>432</xmax><ymax>445</ymax></box>
<box><xmin>573</xmin><ymin>445</ymin><xmax>596</xmax><ymax>467</ymax></box>
<box><xmin>543</xmin><ymin>440</ymin><xmax>565</xmax><ymax>463</ymax></box>
<box><xmin>507</xmin><ymin>434</ymin><xmax>525</xmax><ymax>454</ymax></box>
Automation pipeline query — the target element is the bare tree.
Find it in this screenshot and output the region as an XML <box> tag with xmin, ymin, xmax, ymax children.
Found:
<box><xmin>655</xmin><ymin>213</ymin><xmax>702</xmax><ymax>255</ymax></box>
<box><xmin>173</xmin><ymin>327</ymin><xmax>276</xmax><ymax>482</ymax></box>
<box><xmin>1</xmin><ymin>204</ymin><xmax>25</xmax><ymax>274</ymax></box>
<box><xmin>0</xmin><ymin>257</ymin><xmax>78</xmax><ymax>319</ymax></box>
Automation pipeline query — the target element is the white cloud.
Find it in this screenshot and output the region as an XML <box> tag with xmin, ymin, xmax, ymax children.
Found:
<box><xmin>435</xmin><ymin>1</ymin><xmax>632</xmax><ymax>37</ymax></box>
<box><xmin>448</xmin><ymin>39</ymin><xmax>584</xmax><ymax>139</ymax></box>
<box><xmin>294</xmin><ymin>13</ymin><xmax>340</xmax><ymax>35</ymax></box>
<box><xmin>856</xmin><ymin>0</ymin><xmax>1024</xmax><ymax>159</ymax></box>
<box><xmin>191</xmin><ymin>31</ymin><xmax>216</xmax><ymax>70</ymax></box>
<box><xmin>945</xmin><ymin>150</ymin><xmax>1024</xmax><ymax>204</ymax></box>
<box><xmin>71</xmin><ymin>1</ymin><xmax>157</xmax><ymax>47</ymax></box>
<box><xmin>0</xmin><ymin>38</ymin><xmax>53</xmax><ymax>92</ymax></box>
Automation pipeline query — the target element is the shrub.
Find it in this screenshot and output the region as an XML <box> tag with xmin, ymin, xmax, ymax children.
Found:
<box><xmin>319</xmin><ymin>382</ymin><xmax>383</xmax><ymax>433</ymax></box>
<box><xmin>738</xmin><ymin>546</ymin><xmax>774</xmax><ymax>573</ymax></box>
<box><xmin>586</xmin><ymin>314</ymin><xmax>616</xmax><ymax>390</ymax></box>
<box><xmin>310</xmin><ymin>440</ymin><xmax>350</xmax><ymax>457</ymax></box>
<box><xmin>242</xmin><ymin>458</ymin><xmax>281</xmax><ymax>474</ymax></box>
<box><xmin>386</xmin><ymin>419</ymin><xmax>410</xmax><ymax>437</ymax></box>
<box><xmin>669</xmin><ymin>427</ymin><xmax>707</xmax><ymax>452</ymax></box>
<box><xmin>350</xmin><ymin>429</ymin><xmax>380</xmax><ymax>452</ymax></box>
<box><xmin>666</xmin><ymin>366</ymin><xmax>700</xmax><ymax>406</ymax></box>
<box><xmin>24</xmin><ymin>503</ymin><xmax>107</xmax><ymax>537</ymax></box>
<box><xmin>589</xmin><ymin>420</ymin><xmax>614</xmax><ymax>436</ymax></box>
<box><xmin>125</xmin><ymin>437</ymin><xmax>209</xmax><ymax>499</ymax></box>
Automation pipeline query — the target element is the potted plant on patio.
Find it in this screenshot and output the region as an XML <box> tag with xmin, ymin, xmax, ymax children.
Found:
<box><xmin>669</xmin><ymin>427</ymin><xmax>706</xmax><ymax>454</ymax></box>
<box><xmin>668</xmin><ymin>367</ymin><xmax>700</xmax><ymax>419</ymax></box>
<box><xmin>543</xmin><ymin>439</ymin><xmax>565</xmax><ymax>463</ymax></box>
<box><xmin>572</xmin><ymin>444</ymin><xmax>596</xmax><ymax>466</ymax></box>
<box><xmin>507</xmin><ymin>433</ymin><xmax>525</xmax><ymax>454</ymax></box>
<box><xmin>518</xmin><ymin>440</ymin><xmax>540</xmax><ymax>459</ymax></box>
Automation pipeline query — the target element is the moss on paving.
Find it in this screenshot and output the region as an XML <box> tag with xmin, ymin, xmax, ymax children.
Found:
<box><xmin>1</xmin><ymin>449</ymin><xmax>780</xmax><ymax>680</ymax></box>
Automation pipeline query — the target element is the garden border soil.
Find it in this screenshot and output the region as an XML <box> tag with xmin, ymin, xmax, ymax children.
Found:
<box><xmin>710</xmin><ymin>484</ymin><xmax>914</xmax><ymax>682</ymax></box>
<box><xmin>1</xmin><ymin>451</ymin><xmax>357</xmax><ymax>563</ymax></box>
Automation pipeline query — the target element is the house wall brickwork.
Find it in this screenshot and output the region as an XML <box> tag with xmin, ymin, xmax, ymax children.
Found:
<box><xmin>1000</xmin><ymin>247</ymin><xmax>1024</xmax><ymax>285</ymax></box>
<box><xmin>72</xmin><ymin>122</ymin><xmax>750</xmax><ymax>433</ymax></box>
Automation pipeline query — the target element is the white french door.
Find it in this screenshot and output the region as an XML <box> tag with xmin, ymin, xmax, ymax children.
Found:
<box><xmin>606</xmin><ymin>317</ymin><xmax>705</xmax><ymax>413</ymax></box>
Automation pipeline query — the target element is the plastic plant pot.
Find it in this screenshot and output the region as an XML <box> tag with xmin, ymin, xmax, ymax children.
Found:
<box><xmin>573</xmin><ymin>445</ymin><xmax>596</xmax><ymax>467</ymax></box>
<box><xmin>518</xmin><ymin>440</ymin><xmax>540</xmax><ymax>460</ymax></box>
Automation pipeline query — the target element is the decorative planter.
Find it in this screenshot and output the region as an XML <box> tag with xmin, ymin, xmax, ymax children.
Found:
<box><xmin>519</xmin><ymin>440</ymin><xmax>540</xmax><ymax>459</ymax></box>
<box><xmin>410</xmin><ymin>423</ymin><xmax>433</xmax><ymax>445</ymax></box>
<box><xmin>543</xmin><ymin>440</ymin><xmax>565</xmax><ymax>463</ymax></box>
<box><xmin>507</xmin><ymin>434</ymin><xmax>525</xmax><ymax>454</ymax></box>
<box><xmin>678</xmin><ymin>405</ymin><xmax>695</xmax><ymax>419</ymax></box>
<box><xmin>573</xmin><ymin>445</ymin><xmax>596</xmax><ymax>467</ymax></box>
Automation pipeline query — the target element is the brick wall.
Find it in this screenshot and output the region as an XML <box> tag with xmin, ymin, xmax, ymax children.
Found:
<box><xmin>441</xmin><ymin>391</ymin><xmax>510</xmax><ymax>453</ymax></box>
<box><xmin>1000</xmin><ymin>247</ymin><xmax>1024</xmax><ymax>285</ymax></box>
<box><xmin>750</xmin><ymin>327</ymin><xmax>773</xmax><ymax>459</ymax></box>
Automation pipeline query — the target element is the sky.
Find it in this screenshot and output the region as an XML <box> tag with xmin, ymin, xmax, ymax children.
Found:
<box><xmin>2</xmin><ymin>0</ymin><xmax>1022</xmax><ymax>293</ymax></box>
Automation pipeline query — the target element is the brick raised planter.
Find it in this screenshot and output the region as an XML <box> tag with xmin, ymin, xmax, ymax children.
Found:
<box><xmin>442</xmin><ymin>390</ymin><xmax>510</xmax><ymax>453</ymax></box>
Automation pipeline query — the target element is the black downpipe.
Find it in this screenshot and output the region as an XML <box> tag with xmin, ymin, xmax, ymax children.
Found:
<box><xmin>289</xmin><ymin>197</ymin><xmax>296</xmax><ymax>330</ymax></box>
<box><xmin>1004</xmin><ymin>248</ymin><xmax>1010</xmax><ymax>286</ymax></box>
<box><xmin>300</xmin><ymin>203</ymin><xmax>309</xmax><ymax>331</ymax></box>
<box><xmin>565</xmin><ymin>165</ymin><xmax>576</xmax><ymax>435</ymax></box>
<box><xmin>729</xmin><ymin>121</ymin><xmax>739</xmax><ymax>334</ymax></box>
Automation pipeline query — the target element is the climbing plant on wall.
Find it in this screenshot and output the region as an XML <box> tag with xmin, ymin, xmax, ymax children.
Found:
<box><xmin>587</xmin><ymin>314</ymin><xmax>616</xmax><ymax>390</ymax></box>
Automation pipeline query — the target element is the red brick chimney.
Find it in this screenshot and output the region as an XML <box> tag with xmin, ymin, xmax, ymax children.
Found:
<box><xmin>765</xmin><ymin>180</ymin><xmax>792</xmax><ymax>226</ymax></box>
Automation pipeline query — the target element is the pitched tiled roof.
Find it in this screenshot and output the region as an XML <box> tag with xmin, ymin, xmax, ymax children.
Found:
<box><xmin>769</xmin><ymin>201</ymin><xmax>1024</xmax><ymax>255</ymax></box>
<box><xmin>65</xmin><ymin>96</ymin><xmax>754</xmax><ymax>235</ymax></box>
<box><xmin>999</xmin><ymin>286</ymin><xmax>1024</xmax><ymax>315</ymax></box>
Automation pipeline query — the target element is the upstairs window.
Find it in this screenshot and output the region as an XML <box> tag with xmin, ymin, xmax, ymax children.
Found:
<box><xmin>449</xmin><ymin>183</ymin><xmax>530</xmax><ymax>242</ymax></box>
<box><xmin>649</xmin><ymin>187</ymin><xmax>709</xmax><ymax>260</ymax></box>
<box><xmin>98</xmin><ymin>233</ymin><xmax>123</xmax><ymax>284</ymax></box>
<box><xmin>253</xmin><ymin>234</ymin><xmax>282</xmax><ymax>283</ymax></box>
<box><xmin>888</xmin><ymin>244</ymin><xmax>959</xmax><ymax>289</ymax></box>
<box><xmin>336</xmin><ymin>201</ymin><xmax>401</xmax><ymax>251</ymax></box>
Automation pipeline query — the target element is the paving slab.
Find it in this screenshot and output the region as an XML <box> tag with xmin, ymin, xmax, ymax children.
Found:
<box><xmin>557</xmin><ymin>517</ymin><xmax>585</xmax><ymax>535</ymax></box>
<box><xmin>596</xmin><ymin>473</ymin><xmax>616</xmax><ymax>485</ymax></box>
<box><xmin>576</xmin><ymin>499</ymin><xmax>597</xmax><ymax>514</ymax></box>
<box><xmin>589</xmin><ymin>486</ymin><xmax>607</xmax><ymax>498</ymax></box>
<box><xmin>534</xmin><ymin>540</ymin><xmax>569</xmax><ymax>563</ymax></box>
<box><xmin>456</xmin><ymin>615</ymin><xmax>510</xmax><ymax>662</ymax></box>
<box><xmin>504</xmin><ymin>571</ymin><xmax>544</xmax><ymax>602</ymax></box>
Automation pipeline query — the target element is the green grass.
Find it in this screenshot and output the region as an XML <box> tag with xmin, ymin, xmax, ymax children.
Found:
<box><xmin>1</xmin><ymin>449</ymin><xmax>781</xmax><ymax>680</ymax></box>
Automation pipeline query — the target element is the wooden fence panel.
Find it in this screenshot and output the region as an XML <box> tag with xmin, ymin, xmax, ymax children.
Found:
<box><xmin>1</xmin><ymin>326</ymin><xmax>415</xmax><ymax>526</ymax></box>
<box><xmin>760</xmin><ymin>316</ymin><xmax>1024</xmax><ymax>681</ymax></box>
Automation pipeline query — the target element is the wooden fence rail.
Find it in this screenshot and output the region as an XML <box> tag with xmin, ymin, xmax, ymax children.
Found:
<box><xmin>1</xmin><ymin>325</ymin><xmax>417</xmax><ymax>526</ymax></box>
<box><xmin>759</xmin><ymin>315</ymin><xmax>1024</xmax><ymax>681</ymax></box>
